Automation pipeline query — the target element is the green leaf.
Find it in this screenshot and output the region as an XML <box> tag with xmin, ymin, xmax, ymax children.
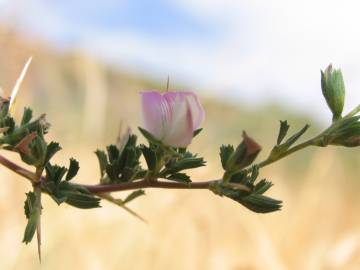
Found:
<box><xmin>211</xmin><ymin>181</ymin><xmax>282</xmax><ymax>213</ymax></box>
<box><xmin>107</xmin><ymin>145</ymin><xmax>119</xmax><ymax>163</ymax></box>
<box><xmin>239</xmin><ymin>194</ymin><xmax>282</xmax><ymax>213</ymax></box>
<box><xmin>95</xmin><ymin>150</ymin><xmax>108</xmax><ymax>178</ymax></box>
<box><xmin>24</xmin><ymin>192</ymin><xmax>36</xmax><ymax>219</ymax></box>
<box><xmin>193</xmin><ymin>128</ymin><xmax>203</xmax><ymax>138</ymax></box>
<box><xmin>220</xmin><ymin>145</ymin><xmax>234</xmax><ymax>170</ymax></box>
<box><xmin>163</xmin><ymin>157</ymin><xmax>205</xmax><ymax>174</ymax></box>
<box><xmin>283</xmin><ymin>124</ymin><xmax>310</xmax><ymax>149</ymax></box>
<box><xmin>23</xmin><ymin>191</ymin><xmax>41</xmax><ymax>244</ymax></box>
<box><xmin>66</xmin><ymin>158</ymin><xmax>79</xmax><ymax>181</ymax></box>
<box><xmin>48</xmin><ymin>182</ymin><xmax>101</xmax><ymax>209</ymax></box>
<box><xmin>138</xmin><ymin>127</ymin><xmax>161</xmax><ymax>144</ymax></box>
<box><xmin>46</xmin><ymin>164</ymin><xmax>67</xmax><ymax>185</ymax></box>
<box><xmin>106</xmin><ymin>164</ymin><xmax>119</xmax><ymax>181</ymax></box>
<box><xmin>253</xmin><ymin>179</ymin><xmax>273</xmax><ymax>194</ymax></box>
<box><xmin>166</xmin><ymin>173</ymin><xmax>191</xmax><ymax>183</ymax></box>
<box><xmin>23</xmin><ymin>212</ymin><xmax>38</xmax><ymax>244</ymax></box>
<box><xmin>123</xmin><ymin>190</ymin><xmax>145</xmax><ymax>204</ymax></box>
<box><xmin>277</xmin><ymin>120</ymin><xmax>290</xmax><ymax>145</ymax></box>
<box><xmin>63</xmin><ymin>191</ymin><xmax>101</xmax><ymax>209</ymax></box>
<box><xmin>45</xmin><ymin>142</ymin><xmax>61</xmax><ymax>164</ymax></box>
<box><xmin>248</xmin><ymin>166</ymin><xmax>259</xmax><ymax>185</ymax></box>
<box><xmin>0</xmin><ymin>115</ymin><xmax>15</xmax><ymax>134</ymax></box>
<box><xmin>140</xmin><ymin>145</ymin><xmax>157</xmax><ymax>170</ymax></box>
<box><xmin>21</xmin><ymin>107</ymin><xmax>33</xmax><ymax>126</ymax></box>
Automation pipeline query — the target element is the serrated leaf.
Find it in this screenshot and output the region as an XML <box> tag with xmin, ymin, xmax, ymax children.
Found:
<box><xmin>0</xmin><ymin>115</ymin><xmax>15</xmax><ymax>134</ymax></box>
<box><xmin>229</xmin><ymin>171</ymin><xmax>247</xmax><ymax>183</ymax></box>
<box><xmin>64</xmin><ymin>191</ymin><xmax>101</xmax><ymax>209</ymax></box>
<box><xmin>106</xmin><ymin>164</ymin><xmax>119</xmax><ymax>181</ymax></box>
<box><xmin>248</xmin><ymin>166</ymin><xmax>259</xmax><ymax>185</ymax></box>
<box><xmin>23</xmin><ymin>212</ymin><xmax>38</xmax><ymax>244</ymax></box>
<box><xmin>166</xmin><ymin>173</ymin><xmax>191</xmax><ymax>183</ymax></box>
<box><xmin>239</xmin><ymin>194</ymin><xmax>282</xmax><ymax>213</ymax></box>
<box><xmin>253</xmin><ymin>179</ymin><xmax>273</xmax><ymax>194</ymax></box>
<box><xmin>21</xmin><ymin>107</ymin><xmax>33</xmax><ymax>125</ymax></box>
<box><xmin>163</xmin><ymin>157</ymin><xmax>205</xmax><ymax>174</ymax></box>
<box><xmin>220</xmin><ymin>144</ymin><xmax>234</xmax><ymax>170</ymax></box>
<box><xmin>140</xmin><ymin>144</ymin><xmax>157</xmax><ymax>170</ymax></box>
<box><xmin>95</xmin><ymin>150</ymin><xmax>108</xmax><ymax>178</ymax></box>
<box><xmin>138</xmin><ymin>127</ymin><xmax>161</xmax><ymax>144</ymax></box>
<box><xmin>66</xmin><ymin>158</ymin><xmax>79</xmax><ymax>181</ymax></box>
<box><xmin>107</xmin><ymin>145</ymin><xmax>119</xmax><ymax>163</ymax></box>
<box><xmin>46</xmin><ymin>164</ymin><xmax>67</xmax><ymax>184</ymax></box>
<box><xmin>123</xmin><ymin>190</ymin><xmax>145</xmax><ymax>204</ymax></box>
<box><xmin>45</xmin><ymin>142</ymin><xmax>61</xmax><ymax>164</ymax></box>
<box><xmin>24</xmin><ymin>191</ymin><xmax>36</xmax><ymax>219</ymax></box>
<box><xmin>23</xmin><ymin>191</ymin><xmax>41</xmax><ymax>244</ymax></box>
<box><xmin>211</xmin><ymin>182</ymin><xmax>282</xmax><ymax>213</ymax></box>
<box><xmin>50</xmin><ymin>182</ymin><xmax>101</xmax><ymax>209</ymax></box>
<box><xmin>277</xmin><ymin>120</ymin><xmax>290</xmax><ymax>145</ymax></box>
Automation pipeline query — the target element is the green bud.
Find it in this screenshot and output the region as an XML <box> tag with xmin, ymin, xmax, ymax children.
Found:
<box><xmin>20</xmin><ymin>135</ymin><xmax>48</xmax><ymax>167</ymax></box>
<box><xmin>321</xmin><ymin>64</ymin><xmax>345</xmax><ymax>121</ymax></box>
<box><xmin>316</xmin><ymin>116</ymin><xmax>360</xmax><ymax>147</ymax></box>
<box><xmin>225</xmin><ymin>132</ymin><xmax>262</xmax><ymax>173</ymax></box>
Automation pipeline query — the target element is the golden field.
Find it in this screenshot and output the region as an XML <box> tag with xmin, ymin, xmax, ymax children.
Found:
<box><xmin>1</xmin><ymin>29</ymin><xmax>360</xmax><ymax>270</ymax></box>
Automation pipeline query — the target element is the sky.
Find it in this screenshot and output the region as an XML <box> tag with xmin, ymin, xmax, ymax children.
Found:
<box><xmin>1</xmin><ymin>0</ymin><xmax>360</xmax><ymax>123</ymax></box>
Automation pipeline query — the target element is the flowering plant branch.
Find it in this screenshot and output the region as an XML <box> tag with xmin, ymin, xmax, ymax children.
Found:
<box><xmin>0</xmin><ymin>61</ymin><xmax>359</xmax><ymax>261</ymax></box>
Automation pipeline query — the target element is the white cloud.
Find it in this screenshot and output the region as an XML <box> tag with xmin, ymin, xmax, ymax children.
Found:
<box><xmin>2</xmin><ymin>0</ymin><xmax>360</xmax><ymax>122</ymax></box>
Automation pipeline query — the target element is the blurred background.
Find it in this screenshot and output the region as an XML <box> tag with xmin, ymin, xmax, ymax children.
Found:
<box><xmin>1</xmin><ymin>1</ymin><xmax>360</xmax><ymax>269</ymax></box>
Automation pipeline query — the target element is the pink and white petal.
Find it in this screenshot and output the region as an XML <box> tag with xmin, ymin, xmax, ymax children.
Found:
<box><xmin>162</xmin><ymin>98</ymin><xmax>194</xmax><ymax>147</ymax></box>
<box><xmin>183</xmin><ymin>92</ymin><xmax>205</xmax><ymax>129</ymax></box>
<box><xmin>141</xmin><ymin>91</ymin><xmax>166</xmax><ymax>140</ymax></box>
<box><xmin>164</xmin><ymin>91</ymin><xmax>204</xmax><ymax>130</ymax></box>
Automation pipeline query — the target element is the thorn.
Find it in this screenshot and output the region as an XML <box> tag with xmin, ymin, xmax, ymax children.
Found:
<box><xmin>120</xmin><ymin>204</ymin><xmax>147</xmax><ymax>224</ymax></box>
<box><xmin>99</xmin><ymin>193</ymin><xmax>147</xmax><ymax>223</ymax></box>
<box><xmin>37</xmin><ymin>220</ymin><xmax>41</xmax><ymax>263</ymax></box>
<box><xmin>35</xmin><ymin>186</ymin><xmax>42</xmax><ymax>263</ymax></box>
<box><xmin>9</xmin><ymin>56</ymin><xmax>32</xmax><ymax>113</ymax></box>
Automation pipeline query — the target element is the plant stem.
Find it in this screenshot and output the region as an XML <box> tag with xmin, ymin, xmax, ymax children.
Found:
<box><xmin>81</xmin><ymin>179</ymin><xmax>222</xmax><ymax>194</ymax></box>
<box><xmin>0</xmin><ymin>154</ymin><xmax>36</xmax><ymax>181</ymax></box>
<box><xmin>257</xmin><ymin>138</ymin><xmax>317</xmax><ymax>168</ymax></box>
<box><xmin>0</xmin><ymin>153</ymin><xmax>249</xmax><ymax>194</ymax></box>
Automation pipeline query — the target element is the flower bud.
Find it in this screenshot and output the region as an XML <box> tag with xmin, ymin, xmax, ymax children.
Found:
<box><xmin>141</xmin><ymin>91</ymin><xmax>205</xmax><ymax>148</ymax></box>
<box><xmin>225</xmin><ymin>132</ymin><xmax>262</xmax><ymax>173</ymax></box>
<box><xmin>321</xmin><ymin>64</ymin><xmax>345</xmax><ymax>121</ymax></box>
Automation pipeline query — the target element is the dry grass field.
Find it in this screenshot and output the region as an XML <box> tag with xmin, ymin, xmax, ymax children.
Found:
<box><xmin>1</xmin><ymin>29</ymin><xmax>360</xmax><ymax>270</ymax></box>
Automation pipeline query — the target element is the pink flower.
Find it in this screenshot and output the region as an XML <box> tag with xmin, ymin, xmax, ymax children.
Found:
<box><xmin>141</xmin><ymin>91</ymin><xmax>205</xmax><ymax>147</ymax></box>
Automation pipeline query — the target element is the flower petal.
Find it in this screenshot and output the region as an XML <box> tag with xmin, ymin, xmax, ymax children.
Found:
<box><xmin>141</xmin><ymin>91</ymin><xmax>166</xmax><ymax>140</ymax></box>
<box><xmin>183</xmin><ymin>92</ymin><xmax>205</xmax><ymax>129</ymax></box>
<box><xmin>164</xmin><ymin>91</ymin><xmax>205</xmax><ymax>130</ymax></box>
<box><xmin>162</xmin><ymin>96</ymin><xmax>194</xmax><ymax>147</ymax></box>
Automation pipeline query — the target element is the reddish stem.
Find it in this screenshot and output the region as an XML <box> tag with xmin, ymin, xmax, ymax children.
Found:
<box><xmin>0</xmin><ymin>153</ymin><xmax>249</xmax><ymax>194</ymax></box>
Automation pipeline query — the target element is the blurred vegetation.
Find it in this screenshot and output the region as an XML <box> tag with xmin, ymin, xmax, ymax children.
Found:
<box><xmin>1</xmin><ymin>27</ymin><xmax>360</xmax><ymax>269</ymax></box>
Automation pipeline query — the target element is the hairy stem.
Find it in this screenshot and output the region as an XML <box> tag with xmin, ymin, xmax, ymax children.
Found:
<box><xmin>0</xmin><ymin>153</ymin><xmax>248</xmax><ymax>193</ymax></box>
<box><xmin>257</xmin><ymin>138</ymin><xmax>317</xmax><ymax>168</ymax></box>
<box><xmin>81</xmin><ymin>179</ymin><xmax>222</xmax><ymax>194</ymax></box>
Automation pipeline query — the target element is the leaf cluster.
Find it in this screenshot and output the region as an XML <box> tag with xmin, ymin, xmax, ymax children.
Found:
<box><xmin>95</xmin><ymin>134</ymin><xmax>145</xmax><ymax>184</ymax></box>
<box><xmin>218</xmin><ymin>134</ymin><xmax>281</xmax><ymax>213</ymax></box>
<box><xmin>43</xmin><ymin>160</ymin><xmax>100</xmax><ymax>209</ymax></box>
